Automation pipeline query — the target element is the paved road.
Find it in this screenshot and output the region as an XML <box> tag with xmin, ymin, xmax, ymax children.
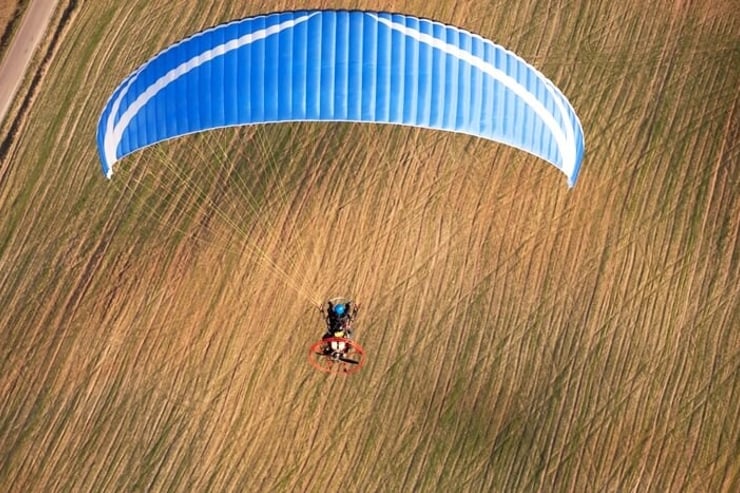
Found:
<box><xmin>0</xmin><ymin>0</ymin><xmax>59</xmax><ymax>126</ymax></box>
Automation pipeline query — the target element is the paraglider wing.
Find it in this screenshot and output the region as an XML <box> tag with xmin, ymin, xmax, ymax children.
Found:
<box><xmin>98</xmin><ymin>10</ymin><xmax>585</xmax><ymax>186</ymax></box>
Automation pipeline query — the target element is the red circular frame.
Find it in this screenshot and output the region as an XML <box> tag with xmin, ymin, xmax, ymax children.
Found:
<box><xmin>308</xmin><ymin>337</ymin><xmax>366</xmax><ymax>375</ymax></box>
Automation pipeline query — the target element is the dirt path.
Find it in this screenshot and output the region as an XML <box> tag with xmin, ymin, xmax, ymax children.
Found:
<box><xmin>0</xmin><ymin>0</ymin><xmax>57</xmax><ymax>126</ymax></box>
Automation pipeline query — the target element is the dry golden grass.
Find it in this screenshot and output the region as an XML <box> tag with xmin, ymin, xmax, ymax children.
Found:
<box><xmin>0</xmin><ymin>0</ymin><xmax>26</xmax><ymax>62</ymax></box>
<box><xmin>1</xmin><ymin>0</ymin><xmax>738</xmax><ymax>491</ymax></box>
<box><xmin>0</xmin><ymin>1</ymin><xmax>21</xmax><ymax>34</ymax></box>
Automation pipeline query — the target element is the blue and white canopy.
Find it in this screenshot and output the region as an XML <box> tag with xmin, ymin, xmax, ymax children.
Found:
<box><xmin>97</xmin><ymin>10</ymin><xmax>585</xmax><ymax>186</ymax></box>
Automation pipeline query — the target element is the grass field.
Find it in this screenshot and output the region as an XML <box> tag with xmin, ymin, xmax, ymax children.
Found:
<box><xmin>1</xmin><ymin>0</ymin><xmax>738</xmax><ymax>491</ymax></box>
<box><xmin>0</xmin><ymin>1</ymin><xmax>28</xmax><ymax>64</ymax></box>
